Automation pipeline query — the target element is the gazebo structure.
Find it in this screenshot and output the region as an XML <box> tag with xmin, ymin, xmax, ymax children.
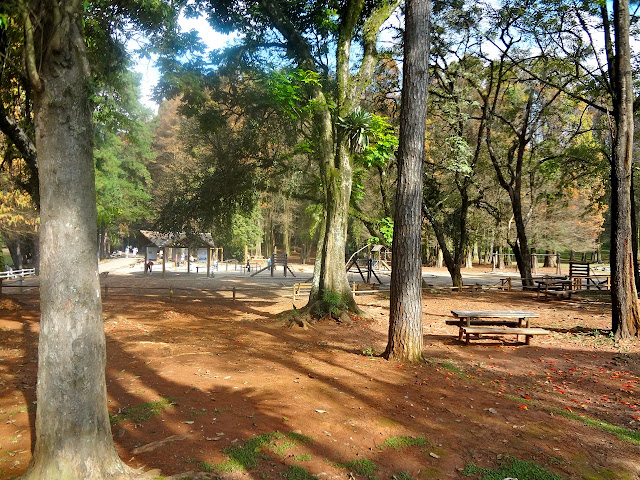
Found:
<box><xmin>139</xmin><ymin>230</ymin><xmax>217</xmax><ymax>278</ymax></box>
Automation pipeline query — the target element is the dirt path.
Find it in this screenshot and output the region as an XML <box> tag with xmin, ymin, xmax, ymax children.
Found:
<box><xmin>0</xmin><ymin>266</ymin><xmax>638</xmax><ymax>480</ymax></box>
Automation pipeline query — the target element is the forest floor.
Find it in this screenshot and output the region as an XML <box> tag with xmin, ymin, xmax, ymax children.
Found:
<box><xmin>0</xmin><ymin>262</ymin><xmax>639</xmax><ymax>480</ymax></box>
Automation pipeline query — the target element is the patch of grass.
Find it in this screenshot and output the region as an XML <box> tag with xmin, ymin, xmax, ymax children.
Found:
<box><xmin>7</xmin><ymin>405</ymin><xmax>35</xmax><ymax>416</ymax></box>
<box><xmin>294</xmin><ymin>453</ymin><xmax>312</xmax><ymax>461</ymax></box>
<box><xmin>273</xmin><ymin>440</ymin><xmax>298</xmax><ymax>455</ymax></box>
<box><xmin>281</xmin><ymin>465</ymin><xmax>318</xmax><ymax>480</ymax></box>
<box><xmin>198</xmin><ymin>461</ymin><xmax>214</xmax><ymax>472</ymax></box>
<box><xmin>381</xmin><ymin>436</ymin><xmax>427</xmax><ymax>450</ymax></box>
<box><xmin>215</xmin><ymin>431</ymin><xmax>315</xmax><ymax>472</ymax></box>
<box><xmin>109</xmin><ymin>398</ymin><xmax>175</xmax><ymax>425</ymax></box>
<box><xmin>218</xmin><ymin>432</ymin><xmax>278</xmax><ymax>471</ymax></box>
<box><xmin>339</xmin><ymin>458</ymin><xmax>379</xmax><ymax>478</ymax></box>
<box><xmin>502</xmin><ymin>393</ymin><xmax>531</xmax><ymax>404</ymax></box>
<box><xmin>362</xmin><ymin>347</ymin><xmax>375</xmax><ymax>356</ymax></box>
<box><xmin>503</xmin><ymin>393</ymin><xmax>640</xmax><ymax>446</ymax></box>
<box><xmin>462</xmin><ymin>457</ymin><xmax>564</xmax><ymax>480</ymax></box>
<box><xmin>427</xmin><ymin>358</ymin><xmax>467</xmax><ymax>378</ymax></box>
<box><xmin>391</xmin><ymin>472</ymin><xmax>414</xmax><ymax>480</ymax></box>
<box><xmin>286</xmin><ymin>432</ymin><xmax>314</xmax><ymax>444</ymax></box>
<box><xmin>550</xmin><ymin>409</ymin><xmax>640</xmax><ymax>445</ymax></box>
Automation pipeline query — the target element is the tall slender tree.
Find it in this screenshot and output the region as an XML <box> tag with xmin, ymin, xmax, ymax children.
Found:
<box><xmin>610</xmin><ymin>0</ymin><xmax>639</xmax><ymax>338</ymax></box>
<box><xmin>384</xmin><ymin>0</ymin><xmax>430</xmax><ymax>362</ymax></box>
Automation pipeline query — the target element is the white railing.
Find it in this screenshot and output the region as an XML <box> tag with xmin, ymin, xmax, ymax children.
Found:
<box><xmin>0</xmin><ymin>268</ymin><xmax>36</xmax><ymax>279</ymax></box>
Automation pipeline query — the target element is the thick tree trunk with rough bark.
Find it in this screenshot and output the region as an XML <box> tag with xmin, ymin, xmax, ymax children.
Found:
<box><xmin>610</xmin><ymin>0</ymin><xmax>640</xmax><ymax>339</ymax></box>
<box><xmin>384</xmin><ymin>0</ymin><xmax>429</xmax><ymax>362</ymax></box>
<box><xmin>21</xmin><ymin>1</ymin><xmax>132</xmax><ymax>478</ymax></box>
<box><xmin>310</xmin><ymin>141</ymin><xmax>358</xmax><ymax>311</ymax></box>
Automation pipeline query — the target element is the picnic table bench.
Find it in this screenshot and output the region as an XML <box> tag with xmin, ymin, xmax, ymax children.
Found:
<box><xmin>450</xmin><ymin>310</ymin><xmax>549</xmax><ymax>345</ymax></box>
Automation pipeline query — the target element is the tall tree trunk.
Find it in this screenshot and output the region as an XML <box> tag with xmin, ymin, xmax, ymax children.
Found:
<box><xmin>22</xmin><ymin>1</ymin><xmax>131</xmax><ymax>477</ymax></box>
<box><xmin>384</xmin><ymin>0</ymin><xmax>430</xmax><ymax>362</ymax></box>
<box><xmin>611</xmin><ymin>0</ymin><xmax>640</xmax><ymax>338</ymax></box>
<box><xmin>631</xmin><ymin>173</ymin><xmax>639</xmax><ymax>290</ymax></box>
<box><xmin>6</xmin><ymin>236</ymin><xmax>24</xmax><ymax>269</ymax></box>
<box><xmin>543</xmin><ymin>249</ymin><xmax>556</xmax><ymax>268</ymax></box>
<box><xmin>283</xmin><ymin>197</ymin><xmax>291</xmax><ymax>256</ymax></box>
<box><xmin>310</xmin><ymin>139</ymin><xmax>358</xmax><ymax>311</ymax></box>
<box><xmin>465</xmin><ymin>249</ymin><xmax>473</xmax><ymax>269</ymax></box>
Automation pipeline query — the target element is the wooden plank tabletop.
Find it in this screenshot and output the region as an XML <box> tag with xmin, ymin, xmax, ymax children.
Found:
<box><xmin>451</xmin><ymin>310</ymin><xmax>539</xmax><ymax>318</ymax></box>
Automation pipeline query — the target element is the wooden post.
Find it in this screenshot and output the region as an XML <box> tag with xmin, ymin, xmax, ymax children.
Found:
<box><xmin>492</xmin><ymin>253</ymin><xmax>496</xmax><ymax>272</ymax></box>
<box><xmin>556</xmin><ymin>253</ymin><xmax>561</xmax><ymax>275</ymax></box>
<box><xmin>162</xmin><ymin>246</ymin><xmax>166</xmax><ymax>278</ymax></box>
<box><xmin>270</xmin><ymin>252</ymin><xmax>275</xmax><ymax>277</ymax></box>
<box><xmin>233</xmin><ymin>286</ymin><xmax>236</xmax><ymax>301</ymax></box>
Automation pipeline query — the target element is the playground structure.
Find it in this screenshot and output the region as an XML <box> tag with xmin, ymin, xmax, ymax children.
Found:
<box><xmin>345</xmin><ymin>244</ymin><xmax>391</xmax><ymax>284</ymax></box>
<box><xmin>250</xmin><ymin>251</ymin><xmax>296</xmax><ymax>277</ymax></box>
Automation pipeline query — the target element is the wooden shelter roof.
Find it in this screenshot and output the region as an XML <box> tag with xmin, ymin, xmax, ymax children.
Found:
<box><xmin>139</xmin><ymin>230</ymin><xmax>215</xmax><ymax>248</ymax></box>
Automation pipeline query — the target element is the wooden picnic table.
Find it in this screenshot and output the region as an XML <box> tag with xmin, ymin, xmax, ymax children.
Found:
<box><xmin>449</xmin><ymin>310</ymin><xmax>548</xmax><ymax>345</ymax></box>
<box><xmin>535</xmin><ymin>278</ymin><xmax>573</xmax><ymax>299</ymax></box>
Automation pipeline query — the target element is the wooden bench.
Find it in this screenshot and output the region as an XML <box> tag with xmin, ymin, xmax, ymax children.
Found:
<box><xmin>535</xmin><ymin>277</ymin><xmax>572</xmax><ymax>299</ymax></box>
<box><xmin>292</xmin><ymin>283</ymin><xmax>312</xmax><ymax>301</ymax></box>
<box><xmin>450</xmin><ymin>310</ymin><xmax>547</xmax><ymax>345</ymax></box>
<box><xmin>567</xmin><ymin>261</ymin><xmax>609</xmax><ymax>290</ymax></box>
<box><xmin>461</xmin><ymin>326</ymin><xmax>550</xmax><ymax>345</ymax></box>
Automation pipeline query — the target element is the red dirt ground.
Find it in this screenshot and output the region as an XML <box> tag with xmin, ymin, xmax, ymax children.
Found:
<box><xmin>0</xmin><ymin>267</ymin><xmax>639</xmax><ymax>480</ymax></box>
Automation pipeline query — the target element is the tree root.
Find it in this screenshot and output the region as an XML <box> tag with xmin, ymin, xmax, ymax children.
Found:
<box><xmin>279</xmin><ymin>303</ymin><xmax>356</xmax><ymax>329</ymax></box>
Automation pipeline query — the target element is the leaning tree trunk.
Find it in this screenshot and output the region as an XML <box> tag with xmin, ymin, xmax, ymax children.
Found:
<box><xmin>511</xmin><ymin>197</ymin><xmax>533</xmax><ymax>285</ymax></box>
<box><xmin>21</xmin><ymin>1</ymin><xmax>132</xmax><ymax>478</ymax></box>
<box><xmin>424</xmin><ymin>210</ymin><xmax>462</xmax><ymax>288</ymax></box>
<box><xmin>384</xmin><ymin>0</ymin><xmax>429</xmax><ymax>362</ymax></box>
<box><xmin>611</xmin><ymin>0</ymin><xmax>640</xmax><ymax>339</ymax></box>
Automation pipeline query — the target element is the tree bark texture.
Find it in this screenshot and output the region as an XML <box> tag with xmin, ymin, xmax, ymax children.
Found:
<box><xmin>21</xmin><ymin>1</ymin><xmax>131</xmax><ymax>478</ymax></box>
<box><xmin>384</xmin><ymin>0</ymin><xmax>430</xmax><ymax>362</ymax></box>
<box><xmin>610</xmin><ymin>0</ymin><xmax>640</xmax><ymax>339</ymax></box>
